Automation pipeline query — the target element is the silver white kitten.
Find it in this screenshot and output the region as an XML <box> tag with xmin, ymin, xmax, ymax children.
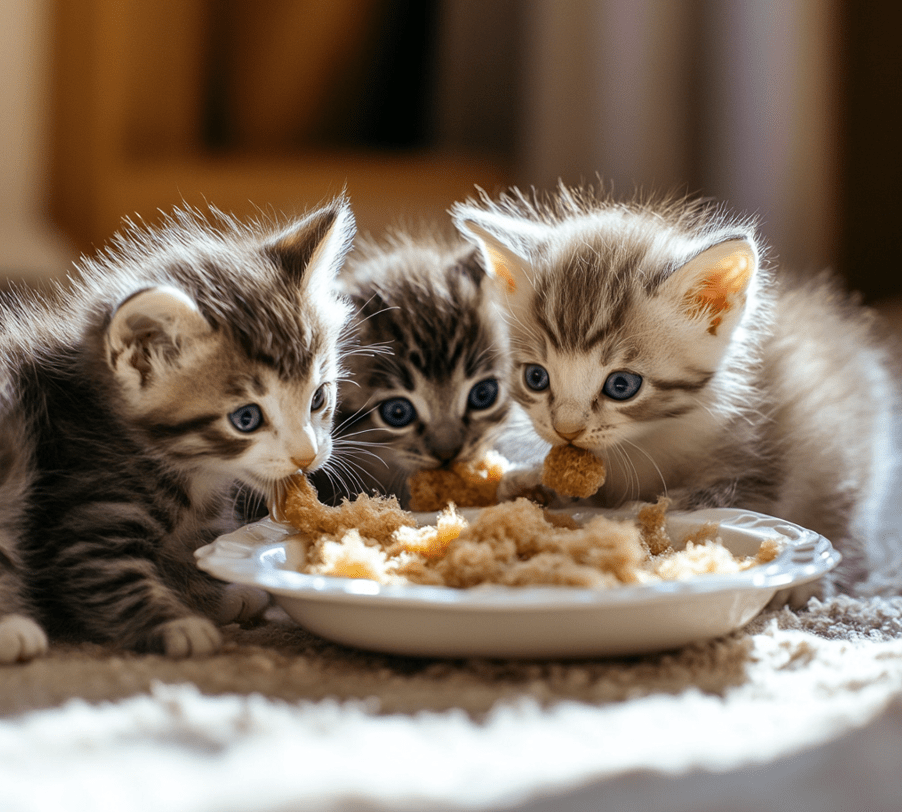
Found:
<box><xmin>453</xmin><ymin>186</ymin><xmax>897</xmax><ymax>596</ymax></box>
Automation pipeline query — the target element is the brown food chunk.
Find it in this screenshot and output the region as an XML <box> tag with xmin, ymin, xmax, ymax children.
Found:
<box><xmin>407</xmin><ymin>452</ymin><xmax>506</xmax><ymax>512</ymax></box>
<box><xmin>637</xmin><ymin>496</ymin><xmax>673</xmax><ymax>555</ymax></box>
<box><xmin>541</xmin><ymin>444</ymin><xmax>606</xmax><ymax>498</ymax></box>
<box><xmin>274</xmin><ymin>475</ymin><xmax>415</xmax><ymax>543</ymax></box>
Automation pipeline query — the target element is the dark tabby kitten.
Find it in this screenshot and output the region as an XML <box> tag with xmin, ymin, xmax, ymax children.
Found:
<box><xmin>453</xmin><ymin>185</ymin><xmax>896</xmax><ymax>597</ymax></box>
<box><xmin>315</xmin><ymin>228</ymin><xmax>512</xmax><ymax>506</ymax></box>
<box><xmin>0</xmin><ymin>199</ymin><xmax>354</xmax><ymax>662</ymax></box>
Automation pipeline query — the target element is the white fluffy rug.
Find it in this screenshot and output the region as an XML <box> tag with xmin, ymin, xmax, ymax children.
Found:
<box><xmin>2</xmin><ymin>593</ymin><xmax>902</xmax><ymax>811</ymax></box>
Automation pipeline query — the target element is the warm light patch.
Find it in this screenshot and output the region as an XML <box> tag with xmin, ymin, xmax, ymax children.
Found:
<box><xmin>392</xmin><ymin>507</ymin><xmax>467</xmax><ymax>559</ymax></box>
<box><xmin>684</xmin><ymin>250</ymin><xmax>753</xmax><ymax>335</ymax></box>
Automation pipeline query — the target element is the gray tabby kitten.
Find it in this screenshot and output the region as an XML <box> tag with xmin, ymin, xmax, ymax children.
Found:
<box><xmin>0</xmin><ymin>199</ymin><xmax>354</xmax><ymax>662</ymax></box>
<box><xmin>316</xmin><ymin>229</ymin><xmax>511</xmax><ymax>506</ymax></box>
<box><xmin>453</xmin><ymin>186</ymin><xmax>896</xmax><ymax>595</ymax></box>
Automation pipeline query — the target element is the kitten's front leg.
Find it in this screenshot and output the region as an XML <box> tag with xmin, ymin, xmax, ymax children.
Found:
<box><xmin>176</xmin><ymin>557</ymin><xmax>271</xmax><ymax>625</ymax></box>
<box><xmin>52</xmin><ymin>528</ymin><xmax>224</xmax><ymax>657</ymax></box>
<box><xmin>0</xmin><ymin>556</ymin><xmax>49</xmax><ymax>663</ymax></box>
<box><xmin>497</xmin><ymin>466</ymin><xmax>567</xmax><ymax>507</ymax></box>
<box><xmin>215</xmin><ymin>583</ymin><xmax>270</xmax><ymax>625</ymax></box>
<box><xmin>662</xmin><ymin>481</ymin><xmax>740</xmax><ymax>512</ymax></box>
<box><xmin>0</xmin><ymin>614</ymin><xmax>48</xmax><ymax>664</ymax></box>
<box><xmin>152</xmin><ymin>616</ymin><xmax>222</xmax><ymax>657</ymax></box>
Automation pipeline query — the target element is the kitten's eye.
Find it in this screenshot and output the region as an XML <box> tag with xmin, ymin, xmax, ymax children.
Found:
<box><xmin>379</xmin><ymin>398</ymin><xmax>416</xmax><ymax>428</ymax></box>
<box><xmin>467</xmin><ymin>378</ymin><xmax>499</xmax><ymax>410</ymax></box>
<box><xmin>229</xmin><ymin>404</ymin><xmax>263</xmax><ymax>433</ymax></box>
<box><xmin>524</xmin><ymin>364</ymin><xmax>550</xmax><ymax>392</ymax></box>
<box><xmin>603</xmin><ymin>371</ymin><xmax>642</xmax><ymax>401</ymax></box>
<box><xmin>311</xmin><ymin>385</ymin><xmax>326</xmax><ymax>412</ymax></box>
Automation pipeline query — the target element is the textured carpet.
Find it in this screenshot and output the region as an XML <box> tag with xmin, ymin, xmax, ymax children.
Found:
<box><xmin>2</xmin><ymin>578</ymin><xmax>902</xmax><ymax>811</ymax></box>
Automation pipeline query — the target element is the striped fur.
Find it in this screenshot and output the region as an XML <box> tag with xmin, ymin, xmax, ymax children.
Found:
<box><xmin>0</xmin><ymin>200</ymin><xmax>354</xmax><ymax>661</ymax></box>
<box><xmin>313</xmin><ymin>228</ymin><xmax>512</xmax><ymax>506</ymax></box>
<box><xmin>454</xmin><ymin>185</ymin><xmax>898</xmax><ymax>595</ymax></box>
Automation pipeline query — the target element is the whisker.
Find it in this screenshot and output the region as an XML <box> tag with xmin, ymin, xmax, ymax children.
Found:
<box><xmin>620</xmin><ymin>438</ymin><xmax>668</xmax><ymax>501</ymax></box>
<box><xmin>331</xmin><ymin>404</ymin><xmax>381</xmax><ymax>434</ymax></box>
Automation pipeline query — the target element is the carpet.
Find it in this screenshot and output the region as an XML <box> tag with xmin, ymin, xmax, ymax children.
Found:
<box><xmin>2</xmin><ymin>580</ymin><xmax>902</xmax><ymax>810</ymax></box>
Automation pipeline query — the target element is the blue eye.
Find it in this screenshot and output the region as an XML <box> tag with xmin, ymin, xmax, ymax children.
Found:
<box><xmin>229</xmin><ymin>404</ymin><xmax>263</xmax><ymax>433</ymax></box>
<box><xmin>311</xmin><ymin>385</ymin><xmax>326</xmax><ymax>412</ymax></box>
<box><xmin>524</xmin><ymin>364</ymin><xmax>550</xmax><ymax>392</ymax></box>
<box><xmin>603</xmin><ymin>371</ymin><xmax>642</xmax><ymax>401</ymax></box>
<box><xmin>467</xmin><ymin>378</ymin><xmax>499</xmax><ymax>410</ymax></box>
<box><xmin>379</xmin><ymin>398</ymin><xmax>416</xmax><ymax>428</ymax></box>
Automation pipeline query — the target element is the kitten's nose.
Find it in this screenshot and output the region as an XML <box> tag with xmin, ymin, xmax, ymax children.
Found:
<box><xmin>292</xmin><ymin>455</ymin><xmax>316</xmax><ymax>471</ymax></box>
<box><xmin>556</xmin><ymin>428</ymin><xmax>584</xmax><ymax>442</ymax></box>
<box><xmin>291</xmin><ymin>425</ymin><xmax>319</xmax><ymax>471</ymax></box>
<box><xmin>433</xmin><ymin>444</ymin><xmax>462</xmax><ymax>465</ymax></box>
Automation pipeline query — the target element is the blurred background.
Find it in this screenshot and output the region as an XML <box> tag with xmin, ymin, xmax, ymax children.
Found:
<box><xmin>1</xmin><ymin>0</ymin><xmax>900</xmax><ymax>302</ymax></box>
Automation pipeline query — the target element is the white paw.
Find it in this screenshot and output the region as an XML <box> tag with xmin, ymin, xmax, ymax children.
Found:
<box><xmin>155</xmin><ymin>616</ymin><xmax>222</xmax><ymax>658</ymax></box>
<box><xmin>0</xmin><ymin>614</ymin><xmax>49</xmax><ymax>664</ymax></box>
<box><xmin>215</xmin><ymin>584</ymin><xmax>270</xmax><ymax>624</ymax></box>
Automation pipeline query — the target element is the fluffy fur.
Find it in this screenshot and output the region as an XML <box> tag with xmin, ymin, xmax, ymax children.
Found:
<box><xmin>315</xmin><ymin>228</ymin><xmax>512</xmax><ymax>507</ymax></box>
<box><xmin>0</xmin><ymin>200</ymin><xmax>354</xmax><ymax>662</ymax></box>
<box><xmin>453</xmin><ymin>185</ymin><xmax>897</xmax><ymax>595</ymax></box>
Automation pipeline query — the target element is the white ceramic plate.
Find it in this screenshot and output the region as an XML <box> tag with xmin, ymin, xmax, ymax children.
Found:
<box><xmin>195</xmin><ymin>507</ymin><xmax>840</xmax><ymax>659</ymax></box>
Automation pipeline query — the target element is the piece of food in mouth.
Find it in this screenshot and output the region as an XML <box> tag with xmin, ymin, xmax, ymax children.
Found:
<box><xmin>541</xmin><ymin>444</ymin><xmax>607</xmax><ymax>498</ymax></box>
<box><xmin>273</xmin><ymin>474</ymin><xmax>415</xmax><ymax>542</ymax></box>
<box><xmin>407</xmin><ymin>450</ymin><xmax>507</xmax><ymax>512</ymax></box>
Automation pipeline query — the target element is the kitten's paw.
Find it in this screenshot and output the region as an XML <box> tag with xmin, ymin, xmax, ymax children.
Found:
<box><xmin>497</xmin><ymin>467</ymin><xmax>569</xmax><ymax>507</ymax></box>
<box><xmin>154</xmin><ymin>616</ymin><xmax>222</xmax><ymax>658</ymax></box>
<box><xmin>216</xmin><ymin>584</ymin><xmax>270</xmax><ymax>625</ymax></box>
<box><xmin>766</xmin><ymin>580</ymin><xmax>823</xmax><ymax>610</ymax></box>
<box><xmin>497</xmin><ymin>468</ymin><xmax>545</xmax><ymax>502</ymax></box>
<box><xmin>0</xmin><ymin>614</ymin><xmax>49</xmax><ymax>664</ymax></box>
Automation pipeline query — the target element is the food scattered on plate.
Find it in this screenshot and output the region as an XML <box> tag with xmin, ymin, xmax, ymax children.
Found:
<box><xmin>272</xmin><ymin>477</ymin><xmax>782</xmax><ymax>589</ymax></box>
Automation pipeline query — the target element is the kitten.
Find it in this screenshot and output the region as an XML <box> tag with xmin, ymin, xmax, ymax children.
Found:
<box><xmin>314</xmin><ymin>228</ymin><xmax>513</xmax><ymax>506</ymax></box>
<box><xmin>452</xmin><ymin>185</ymin><xmax>897</xmax><ymax>595</ymax></box>
<box><xmin>0</xmin><ymin>199</ymin><xmax>354</xmax><ymax>662</ymax></box>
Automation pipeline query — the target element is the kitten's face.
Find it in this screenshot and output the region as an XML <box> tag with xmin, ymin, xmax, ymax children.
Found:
<box><xmin>337</xmin><ymin>240</ymin><xmax>510</xmax><ymax>480</ymax></box>
<box><xmin>358</xmin><ymin>363</ymin><xmax>505</xmax><ymax>473</ymax></box>
<box><xmin>104</xmin><ymin>202</ymin><xmax>354</xmax><ymax>499</ymax></box>
<box><xmin>115</xmin><ymin>325</ymin><xmax>339</xmax><ymax>490</ymax></box>
<box><xmin>455</xmin><ymin>203</ymin><xmax>759</xmax><ymax>458</ymax></box>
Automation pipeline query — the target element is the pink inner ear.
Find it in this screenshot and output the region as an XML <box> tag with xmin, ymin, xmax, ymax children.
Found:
<box><xmin>684</xmin><ymin>252</ymin><xmax>753</xmax><ymax>335</ymax></box>
<box><xmin>486</xmin><ymin>247</ymin><xmax>517</xmax><ymax>294</ymax></box>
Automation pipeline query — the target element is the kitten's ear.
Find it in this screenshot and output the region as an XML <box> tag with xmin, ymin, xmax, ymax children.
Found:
<box><xmin>106</xmin><ymin>285</ymin><xmax>211</xmax><ymax>384</ymax></box>
<box><xmin>664</xmin><ymin>239</ymin><xmax>757</xmax><ymax>337</ymax></box>
<box><xmin>267</xmin><ymin>198</ymin><xmax>356</xmax><ymax>291</ymax></box>
<box><xmin>454</xmin><ymin>219</ymin><xmax>534</xmax><ymax>298</ymax></box>
<box><xmin>456</xmin><ymin>247</ymin><xmax>489</xmax><ymax>288</ymax></box>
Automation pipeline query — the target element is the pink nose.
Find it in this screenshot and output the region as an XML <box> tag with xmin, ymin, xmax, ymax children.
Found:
<box><xmin>292</xmin><ymin>456</ymin><xmax>315</xmax><ymax>471</ymax></box>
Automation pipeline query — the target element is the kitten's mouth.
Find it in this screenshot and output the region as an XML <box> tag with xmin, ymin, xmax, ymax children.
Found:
<box><xmin>555</xmin><ymin>440</ymin><xmax>602</xmax><ymax>460</ymax></box>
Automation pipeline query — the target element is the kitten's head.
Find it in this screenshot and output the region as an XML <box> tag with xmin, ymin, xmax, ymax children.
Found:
<box><xmin>97</xmin><ymin>199</ymin><xmax>354</xmax><ymax>499</ymax></box>
<box><xmin>333</xmin><ymin>230</ymin><xmax>510</xmax><ymax>488</ymax></box>
<box><xmin>452</xmin><ymin>186</ymin><xmax>768</xmax><ymax>457</ymax></box>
